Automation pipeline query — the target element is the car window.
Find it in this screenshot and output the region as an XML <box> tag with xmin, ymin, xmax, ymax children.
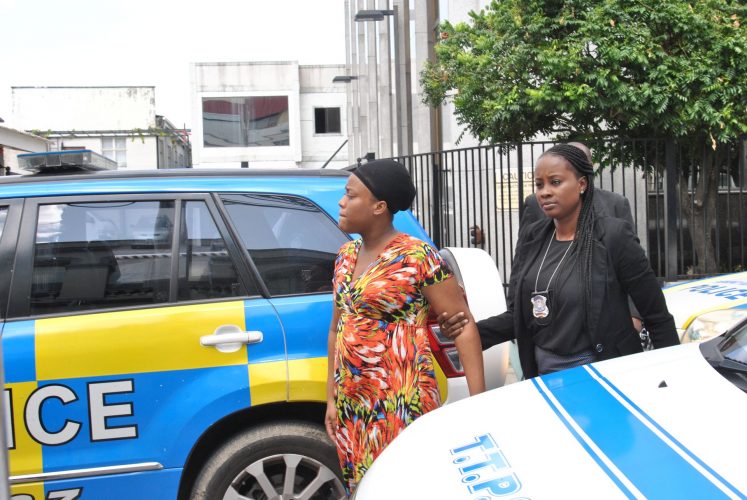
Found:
<box><xmin>30</xmin><ymin>201</ymin><xmax>175</xmax><ymax>316</ymax></box>
<box><xmin>0</xmin><ymin>206</ymin><xmax>6</xmax><ymax>239</ymax></box>
<box><xmin>178</xmin><ymin>200</ymin><xmax>252</xmax><ymax>300</ymax></box>
<box><xmin>220</xmin><ymin>193</ymin><xmax>348</xmax><ymax>296</ymax></box>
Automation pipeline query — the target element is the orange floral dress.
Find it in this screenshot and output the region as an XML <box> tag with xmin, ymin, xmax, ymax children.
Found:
<box><xmin>332</xmin><ymin>233</ymin><xmax>450</xmax><ymax>492</ymax></box>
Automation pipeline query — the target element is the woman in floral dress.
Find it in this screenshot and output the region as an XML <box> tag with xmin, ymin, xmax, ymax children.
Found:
<box><xmin>325</xmin><ymin>160</ymin><xmax>485</xmax><ymax>494</ymax></box>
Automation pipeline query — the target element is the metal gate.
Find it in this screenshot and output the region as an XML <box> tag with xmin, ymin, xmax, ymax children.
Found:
<box><xmin>387</xmin><ymin>139</ymin><xmax>747</xmax><ymax>288</ymax></box>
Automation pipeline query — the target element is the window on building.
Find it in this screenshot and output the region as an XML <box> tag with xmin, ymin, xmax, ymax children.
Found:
<box><xmin>202</xmin><ymin>96</ymin><xmax>290</xmax><ymax>148</ymax></box>
<box><xmin>314</xmin><ymin>107</ymin><xmax>341</xmax><ymax>134</ymax></box>
<box><xmin>220</xmin><ymin>193</ymin><xmax>348</xmax><ymax>296</ymax></box>
<box><xmin>102</xmin><ymin>137</ymin><xmax>127</xmax><ymax>167</ymax></box>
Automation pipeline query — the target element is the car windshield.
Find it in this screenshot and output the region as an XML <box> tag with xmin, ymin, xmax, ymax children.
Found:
<box><xmin>718</xmin><ymin>322</ymin><xmax>747</xmax><ymax>364</ymax></box>
<box><xmin>701</xmin><ymin>319</ymin><xmax>747</xmax><ymax>392</ymax></box>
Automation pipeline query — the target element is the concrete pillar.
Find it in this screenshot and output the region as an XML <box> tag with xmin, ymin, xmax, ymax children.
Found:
<box><xmin>356</xmin><ymin>0</ymin><xmax>369</xmax><ymax>159</ymax></box>
<box><xmin>365</xmin><ymin>0</ymin><xmax>380</xmax><ymax>159</ymax></box>
<box><xmin>377</xmin><ymin>0</ymin><xmax>393</xmax><ymax>158</ymax></box>
<box><xmin>413</xmin><ymin>0</ymin><xmax>440</xmax><ymax>154</ymax></box>
<box><xmin>344</xmin><ymin>0</ymin><xmax>357</xmax><ymax>164</ymax></box>
<box><xmin>393</xmin><ymin>0</ymin><xmax>412</xmax><ymax>156</ymax></box>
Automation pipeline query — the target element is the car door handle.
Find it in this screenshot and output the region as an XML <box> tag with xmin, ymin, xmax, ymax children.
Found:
<box><xmin>200</xmin><ymin>325</ymin><xmax>263</xmax><ymax>353</ymax></box>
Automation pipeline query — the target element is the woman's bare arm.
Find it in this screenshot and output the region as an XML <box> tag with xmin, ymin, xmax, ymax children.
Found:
<box><xmin>423</xmin><ymin>277</ymin><xmax>486</xmax><ymax>395</ymax></box>
<box><xmin>325</xmin><ymin>307</ymin><xmax>342</xmax><ymax>441</ymax></box>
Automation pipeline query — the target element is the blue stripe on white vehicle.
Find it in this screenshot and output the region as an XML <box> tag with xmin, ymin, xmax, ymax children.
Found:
<box><xmin>531</xmin><ymin>377</ymin><xmax>641</xmax><ymax>499</ymax></box>
<box><xmin>537</xmin><ymin>366</ymin><xmax>738</xmax><ymax>499</ymax></box>
<box><xmin>585</xmin><ymin>364</ymin><xmax>745</xmax><ymax>499</ymax></box>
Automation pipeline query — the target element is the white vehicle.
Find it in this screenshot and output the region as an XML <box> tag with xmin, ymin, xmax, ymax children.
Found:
<box><xmin>440</xmin><ymin>247</ymin><xmax>510</xmax><ymax>399</ymax></box>
<box><xmin>665</xmin><ymin>271</ymin><xmax>747</xmax><ymax>343</ymax></box>
<box><xmin>352</xmin><ymin>319</ymin><xmax>747</xmax><ymax>499</ymax></box>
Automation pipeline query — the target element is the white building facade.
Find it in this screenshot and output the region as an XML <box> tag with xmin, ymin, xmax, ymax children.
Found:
<box><xmin>339</xmin><ymin>0</ymin><xmax>442</xmax><ymax>162</ymax></box>
<box><xmin>0</xmin><ymin>124</ymin><xmax>50</xmax><ymax>175</ymax></box>
<box><xmin>191</xmin><ymin>62</ymin><xmax>349</xmax><ymax>169</ymax></box>
<box><xmin>11</xmin><ymin>86</ymin><xmax>191</xmax><ymax>170</ymax></box>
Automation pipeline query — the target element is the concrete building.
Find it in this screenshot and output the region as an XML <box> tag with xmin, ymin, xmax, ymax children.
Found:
<box><xmin>340</xmin><ymin>0</ymin><xmax>449</xmax><ymax>163</ymax></box>
<box><xmin>11</xmin><ymin>86</ymin><xmax>191</xmax><ymax>170</ymax></box>
<box><xmin>0</xmin><ymin>122</ymin><xmax>51</xmax><ymax>175</ymax></box>
<box><xmin>341</xmin><ymin>0</ymin><xmax>520</xmax><ymax>162</ymax></box>
<box><xmin>191</xmin><ymin>61</ymin><xmax>349</xmax><ymax>169</ymax></box>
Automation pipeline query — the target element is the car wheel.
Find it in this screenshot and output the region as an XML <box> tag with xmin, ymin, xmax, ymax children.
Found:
<box><xmin>190</xmin><ymin>421</ymin><xmax>346</xmax><ymax>500</ymax></box>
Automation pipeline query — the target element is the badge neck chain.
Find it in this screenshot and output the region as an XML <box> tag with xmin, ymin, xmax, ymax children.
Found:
<box><xmin>531</xmin><ymin>229</ymin><xmax>575</xmax><ymax>319</ymax></box>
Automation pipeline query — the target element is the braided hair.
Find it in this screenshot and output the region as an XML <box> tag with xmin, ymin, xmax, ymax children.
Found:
<box><xmin>540</xmin><ymin>144</ymin><xmax>596</xmax><ymax>337</ymax></box>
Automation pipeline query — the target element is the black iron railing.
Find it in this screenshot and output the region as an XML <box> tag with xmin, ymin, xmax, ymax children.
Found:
<box><xmin>387</xmin><ymin>139</ymin><xmax>746</xmax><ymax>289</ymax></box>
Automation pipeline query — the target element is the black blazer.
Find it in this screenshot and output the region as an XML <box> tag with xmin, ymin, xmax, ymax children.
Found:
<box><xmin>522</xmin><ymin>189</ymin><xmax>640</xmax><ymax>319</ymax></box>
<box><xmin>477</xmin><ymin>216</ymin><xmax>678</xmax><ymax>379</ymax></box>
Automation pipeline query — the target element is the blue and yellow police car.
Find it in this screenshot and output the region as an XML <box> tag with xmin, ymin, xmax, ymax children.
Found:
<box><xmin>0</xmin><ymin>150</ymin><xmax>507</xmax><ymax>500</ymax></box>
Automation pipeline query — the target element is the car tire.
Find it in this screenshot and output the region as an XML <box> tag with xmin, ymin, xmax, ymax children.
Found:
<box><xmin>189</xmin><ymin>421</ymin><xmax>346</xmax><ymax>500</ymax></box>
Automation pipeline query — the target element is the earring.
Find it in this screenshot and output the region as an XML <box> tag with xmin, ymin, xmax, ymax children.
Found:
<box><xmin>581</xmin><ymin>190</ymin><xmax>585</xmax><ymax>194</ymax></box>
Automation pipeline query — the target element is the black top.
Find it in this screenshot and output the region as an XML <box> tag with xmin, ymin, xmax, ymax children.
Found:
<box><xmin>521</xmin><ymin>235</ymin><xmax>589</xmax><ymax>355</ymax></box>
<box><xmin>475</xmin><ymin>216</ymin><xmax>679</xmax><ymax>379</ymax></box>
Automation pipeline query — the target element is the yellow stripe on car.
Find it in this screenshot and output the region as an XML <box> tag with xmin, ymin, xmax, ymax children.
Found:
<box><xmin>288</xmin><ymin>357</ymin><xmax>328</xmax><ymax>401</ymax></box>
<box><xmin>11</xmin><ymin>482</ymin><xmax>44</xmax><ymax>499</ymax></box>
<box><xmin>248</xmin><ymin>360</ymin><xmax>288</xmax><ymax>405</ymax></box>
<box><xmin>681</xmin><ymin>298</ymin><xmax>747</xmax><ymax>330</ymax></box>
<box><xmin>35</xmin><ymin>302</ymin><xmax>248</xmax><ymax>379</ymax></box>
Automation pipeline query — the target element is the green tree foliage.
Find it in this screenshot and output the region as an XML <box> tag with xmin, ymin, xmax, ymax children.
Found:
<box><xmin>422</xmin><ymin>0</ymin><xmax>747</xmax><ymax>273</ymax></box>
<box><xmin>423</xmin><ymin>0</ymin><xmax>747</xmax><ymax>143</ymax></box>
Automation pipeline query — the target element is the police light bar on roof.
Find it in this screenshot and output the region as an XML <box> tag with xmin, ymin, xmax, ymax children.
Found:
<box><xmin>18</xmin><ymin>149</ymin><xmax>118</xmax><ymax>173</ymax></box>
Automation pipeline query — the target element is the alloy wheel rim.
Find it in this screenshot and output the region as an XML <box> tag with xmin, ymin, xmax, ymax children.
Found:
<box><xmin>222</xmin><ymin>453</ymin><xmax>346</xmax><ymax>500</ymax></box>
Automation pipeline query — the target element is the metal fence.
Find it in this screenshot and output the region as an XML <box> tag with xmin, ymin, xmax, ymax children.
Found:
<box><xmin>388</xmin><ymin>139</ymin><xmax>747</xmax><ymax>289</ymax></box>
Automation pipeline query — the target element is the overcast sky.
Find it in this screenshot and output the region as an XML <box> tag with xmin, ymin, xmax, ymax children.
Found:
<box><xmin>0</xmin><ymin>0</ymin><xmax>346</xmax><ymax>129</ymax></box>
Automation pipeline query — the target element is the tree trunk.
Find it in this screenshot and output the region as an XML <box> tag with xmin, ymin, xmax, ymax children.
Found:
<box><xmin>679</xmin><ymin>147</ymin><xmax>719</xmax><ymax>275</ymax></box>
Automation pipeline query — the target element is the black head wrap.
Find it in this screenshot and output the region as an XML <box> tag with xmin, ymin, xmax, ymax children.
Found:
<box><xmin>352</xmin><ymin>159</ymin><xmax>416</xmax><ymax>214</ymax></box>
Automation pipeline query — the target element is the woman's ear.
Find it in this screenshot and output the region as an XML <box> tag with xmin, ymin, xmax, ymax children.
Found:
<box><xmin>579</xmin><ymin>175</ymin><xmax>588</xmax><ymax>195</ymax></box>
<box><xmin>372</xmin><ymin>200</ymin><xmax>389</xmax><ymax>216</ymax></box>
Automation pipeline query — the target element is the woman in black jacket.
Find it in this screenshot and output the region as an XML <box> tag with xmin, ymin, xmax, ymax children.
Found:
<box><xmin>440</xmin><ymin>144</ymin><xmax>679</xmax><ymax>378</ymax></box>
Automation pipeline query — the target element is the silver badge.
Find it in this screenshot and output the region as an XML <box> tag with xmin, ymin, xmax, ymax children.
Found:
<box><xmin>531</xmin><ymin>294</ymin><xmax>549</xmax><ymax>318</ymax></box>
